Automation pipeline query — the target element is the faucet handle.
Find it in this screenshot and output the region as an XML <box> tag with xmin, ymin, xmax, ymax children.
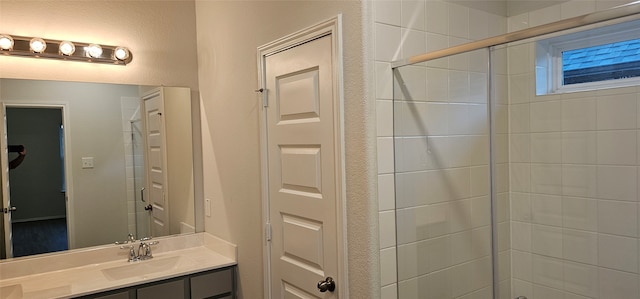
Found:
<box><xmin>139</xmin><ymin>236</ymin><xmax>153</xmax><ymax>242</ymax></box>
<box><xmin>119</xmin><ymin>245</ymin><xmax>138</xmax><ymax>262</ymax></box>
<box><xmin>139</xmin><ymin>240</ymin><xmax>159</xmax><ymax>260</ymax></box>
<box><xmin>115</xmin><ymin>233</ymin><xmax>137</xmax><ymax>245</ymax></box>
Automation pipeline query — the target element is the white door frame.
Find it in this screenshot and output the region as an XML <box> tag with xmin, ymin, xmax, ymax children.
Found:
<box><xmin>257</xmin><ymin>15</ymin><xmax>348</xmax><ymax>299</ymax></box>
<box><xmin>0</xmin><ymin>102</ymin><xmax>75</xmax><ymax>255</ymax></box>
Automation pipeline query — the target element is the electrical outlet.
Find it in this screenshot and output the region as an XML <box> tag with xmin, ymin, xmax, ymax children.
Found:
<box><xmin>81</xmin><ymin>157</ymin><xmax>94</xmax><ymax>169</ymax></box>
<box><xmin>205</xmin><ymin>198</ymin><xmax>211</xmax><ymax>217</ymax></box>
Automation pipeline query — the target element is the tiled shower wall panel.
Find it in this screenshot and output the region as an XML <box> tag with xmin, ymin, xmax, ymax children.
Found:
<box><xmin>507</xmin><ymin>1</ymin><xmax>640</xmax><ymax>298</ymax></box>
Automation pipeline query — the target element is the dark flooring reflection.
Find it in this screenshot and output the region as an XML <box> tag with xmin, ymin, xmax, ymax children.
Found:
<box><xmin>12</xmin><ymin>218</ymin><xmax>68</xmax><ymax>257</ymax></box>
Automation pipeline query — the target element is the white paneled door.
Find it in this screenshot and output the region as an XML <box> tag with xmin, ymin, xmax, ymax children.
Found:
<box><xmin>261</xmin><ymin>18</ymin><xmax>345</xmax><ymax>299</ymax></box>
<box><xmin>143</xmin><ymin>91</ymin><xmax>170</xmax><ymax>237</ymax></box>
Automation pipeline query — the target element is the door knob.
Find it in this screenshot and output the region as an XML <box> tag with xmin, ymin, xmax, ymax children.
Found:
<box><xmin>144</xmin><ymin>204</ymin><xmax>153</xmax><ymax>211</ymax></box>
<box><xmin>2</xmin><ymin>206</ymin><xmax>16</xmax><ymax>213</ymax></box>
<box><xmin>317</xmin><ymin>277</ymin><xmax>335</xmax><ymax>292</ymax></box>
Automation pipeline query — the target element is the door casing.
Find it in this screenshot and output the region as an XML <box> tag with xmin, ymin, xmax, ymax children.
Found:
<box><xmin>257</xmin><ymin>15</ymin><xmax>347</xmax><ymax>299</ymax></box>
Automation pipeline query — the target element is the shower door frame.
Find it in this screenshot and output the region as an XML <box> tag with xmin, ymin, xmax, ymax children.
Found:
<box><xmin>392</xmin><ymin>1</ymin><xmax>640</xmax><ymax>69</ymax></box>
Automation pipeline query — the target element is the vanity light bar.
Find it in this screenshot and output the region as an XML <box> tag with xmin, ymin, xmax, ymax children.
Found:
<box><xmin>0</xmin><ymin>34</ymin><xmax>132</xmax><ymax>65</ymax></box>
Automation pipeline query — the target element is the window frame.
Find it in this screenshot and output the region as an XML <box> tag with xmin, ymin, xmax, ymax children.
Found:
<box><xmin>536</xmin><ymin>19</ymin><xmax>640</xmax><ymax>95</ymax></box>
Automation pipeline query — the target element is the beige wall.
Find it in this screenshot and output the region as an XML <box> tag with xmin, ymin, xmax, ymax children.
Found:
<box><xmin>162</xmin><ymin>87</ymin><xmax>196</xmax><ymax>234</ymax></box>
<box><xmin>195</xmin><ymin>1</ymin><xmax>377</xmax><ymax>298</ymax></box>
<box><xmin>1</xmin><ymin>1</ymin><xmax>380</xmax><ymax>298</ymax></box>
<box><xmin>0</xmin><ymin>0</ymin><xmax>199</xmax><ymax>90</ymax></box>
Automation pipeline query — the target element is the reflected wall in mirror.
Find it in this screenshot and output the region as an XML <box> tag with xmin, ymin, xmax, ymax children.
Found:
<box><xmin>0</xmin><ymin>79</ymin><xmax>196</xmax><ymax>259</ymax></box>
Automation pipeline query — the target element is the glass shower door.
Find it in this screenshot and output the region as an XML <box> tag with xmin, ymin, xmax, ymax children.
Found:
<box><xmin>131</xmin><ymin>119</ymin><xmax>150</xmax><ymax>238</ymax></box>
<box><xmin>393</xmin><ymin>48</ymin><xmax>502</xmax><ymax>299</ymax></box>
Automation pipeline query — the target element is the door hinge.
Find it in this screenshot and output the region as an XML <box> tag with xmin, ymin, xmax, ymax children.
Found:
<box><xmin>256</xmin><ymin>88</ymin><xmax>268</xmax><ymax>108</ymax></box>
<box><xmin>265</xmin><ymin>222</ymin><xmax>272</xmax><ymax>242</ymax></box>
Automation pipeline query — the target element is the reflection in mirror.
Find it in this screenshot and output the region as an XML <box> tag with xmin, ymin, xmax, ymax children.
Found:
<box><xmin>0</xmin><ymin>79</ymin><xmax>196</xmax><ymax>259</ymax></box>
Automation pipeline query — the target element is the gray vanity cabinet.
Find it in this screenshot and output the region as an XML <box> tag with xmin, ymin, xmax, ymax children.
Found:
<box><xmin>137</xmin><ymin>279</ymin><xmax>186</xmax><ymax>299</ymax></box>
<box><xmin>190</xmin><ymin>268</ymin><xmax>233</xmax><ymax>299</ymax></box>
<box><xmin>91</xmin><ymin>292</ymin><xmax>131</xmax><ymax>299</ymax></box>
<box><xmin>79</xmin><ymin>266</ymin><xmax>235</xmax><ymax>299</ymax></box>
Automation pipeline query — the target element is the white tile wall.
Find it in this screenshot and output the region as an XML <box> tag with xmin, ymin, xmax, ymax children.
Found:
<box><xmin>599</xmin><ymin>267</ymin><xmax>640</xmax><ymax>298</ymax></box>
<box><xmin>120</xmin><ymin>97</ymin><xmax>141</xmax><ymax>236</ymax></box>
<box><xmin>562</xmin><ymin>229</ymin><xmax>598</xmax><ymax>265</ymax></box>
<box><xmin>374</xmin><ymin>0</ymin><xmax>401</xmax><ymax>26</ymax></box>
<box><xmin>507</xmin><ymin>2</ymin><xmax>640</xmax><ymax>298</ymax></box>
<box><xmin>561</xmin><ymin>96</ymin><xmax>597</xmax><ymax>131</ymax></box>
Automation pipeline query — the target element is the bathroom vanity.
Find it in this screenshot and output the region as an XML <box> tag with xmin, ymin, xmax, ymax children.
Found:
<box><xmin>79</xmin><ymin>266</ymin><xmax>235</xmax><ymax>299</ymax></box>
<box><xmin>0</xmin><ymin>233</ymin><xmax>237</xmax><ymax>299</ymax></box>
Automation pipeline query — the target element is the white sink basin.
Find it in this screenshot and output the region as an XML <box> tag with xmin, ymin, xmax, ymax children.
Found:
<box><xmin>101</xmin><ymin>256</ymin><xmax>185</xmax><ymax>281</ymax></box>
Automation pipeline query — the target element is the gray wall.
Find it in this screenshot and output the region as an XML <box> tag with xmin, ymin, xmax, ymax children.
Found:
<box><xmin>7</xmin><ymin>108</ymin><xmax>66</xmax><ymax>222</ymax></box>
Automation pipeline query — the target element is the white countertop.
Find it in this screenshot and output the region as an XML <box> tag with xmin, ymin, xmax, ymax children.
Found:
<box><xmin>0</xmin><ymin>233</ymin><xmax>237</xmax><ymax>299</ymax></box>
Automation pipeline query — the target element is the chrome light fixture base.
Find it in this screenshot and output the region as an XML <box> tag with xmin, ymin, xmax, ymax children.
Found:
<box><xmin>0</xmin><ymin>34</ymin><xmax>132</xmax><ymax>65</ymax></box>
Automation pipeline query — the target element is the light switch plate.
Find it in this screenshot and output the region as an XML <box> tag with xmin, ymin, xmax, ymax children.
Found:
<box><xmin>82</xmin><ymin>157</ymin><xmax>94</xmax><ymax>169</ymax></box>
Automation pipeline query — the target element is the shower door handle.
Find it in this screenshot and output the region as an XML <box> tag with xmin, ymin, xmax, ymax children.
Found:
<box><xmin>140</xmin><ymin>187</ymin><xmax>146</xmax><ymax>202</ymax></box>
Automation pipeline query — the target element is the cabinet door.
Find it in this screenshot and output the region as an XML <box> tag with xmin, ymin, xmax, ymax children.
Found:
<box><xmin>190</xmin><ymin>268</ymin><xmax>233</xmax><ymax>299</ymax></box>
<box><xmin>137</xmin><ymin>279</ymin><xmax>185</xmax><ymax>299</ymax></box>
<box><xmin>90</xmin><ymin>291</ymin><xmax>132</xmax><ymax>299</ymax></box>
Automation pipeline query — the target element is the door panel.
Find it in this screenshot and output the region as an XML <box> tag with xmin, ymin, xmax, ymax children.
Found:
<box><xmin>280</xmin><ymin>146</ymin><xmax>322</xmax><ymax>194</ymax></box>
<box><xmin>143</xmin><ymin>93</ymin><xmax>169</xmax><ymax>237</ymax></box>
<box><xmin>266</xmin><ymin>35</ymin><xmax>338</xmax><ymax>298</ymax></box>
<box><xmin>284</xmin><ymin>281</ymin><xmax>320</xmax><ymax>299</ymax></box>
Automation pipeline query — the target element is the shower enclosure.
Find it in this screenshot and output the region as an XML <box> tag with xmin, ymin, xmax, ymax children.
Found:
<box><xmin>391</xmin><ymin>2</ymin><xmax>640</xmax><ymax>298</ymax></box>
<box><xmin>131</xmin><ymin>119</ymin><xmax>150</xmax><ymax>238</ymax></box>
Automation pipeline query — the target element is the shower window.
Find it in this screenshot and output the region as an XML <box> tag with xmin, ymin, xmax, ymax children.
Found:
<box><xmin>562</xmin><ymin>39</ymin><xmax>640</xmax><ymax>84</ymax></box>
<box><xmin>536</xmin><ymin>19</ymin><xmax>640</xmax><ymax>95</ymax></box>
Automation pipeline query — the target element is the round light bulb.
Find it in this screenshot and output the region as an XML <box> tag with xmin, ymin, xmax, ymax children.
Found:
<box><xmin>114</xmin><ymin>47</ymin><xmax>130</xmax><ymax>61</ymax></box>
<box><xmin>59</xmin><ymin>41</ymin><xmax>75</xmax><ymax>56</ymax></box>
<box><xmin>87</xmin><ymin>44</ymin><xmax>103</xmax><ymax>58</ymax></box>
<box><xmin>0</xmin><ymin>35</ymin><xmax>14</xmax><ymax>50</ymax></box>
<box><xmin>30</xmin><ymin>37</ymin><xmax>46</xmax><ymax>53</ymax></box>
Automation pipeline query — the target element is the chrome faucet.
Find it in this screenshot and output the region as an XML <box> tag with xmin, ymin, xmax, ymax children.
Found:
<box><xmin>137</xmin><ymin>238</ymin><xmax>160</xmax><ymax>260</ymax></box>
<box><xmin>116</xmin><ymin>234</ymin><xmax>160</xmax><ymax>262</ymax></box>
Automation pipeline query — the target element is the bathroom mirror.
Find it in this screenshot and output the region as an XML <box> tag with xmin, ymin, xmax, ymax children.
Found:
<box><xmin>0</xmin><ymin>78</ymin><xmax>197</xmax><ymax>259</ymax></box>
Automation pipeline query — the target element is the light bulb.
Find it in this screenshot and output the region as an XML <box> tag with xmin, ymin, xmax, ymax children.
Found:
<box><xmin>114</xmin><ymin>47</ymin><xmax>130</xmax><ymax>61</ymax></box>
<box><xmin>87</xmin><ymin>44</ymin><xmax>103</xmax><ymax>58</ymax></box>
<box><xmin>59</xmin><ymin>41</ymin><xmax>75</xmax><ymax>56</ymax></box>
<box><xmin>29</xmin><ymin>37</ymin><xmax>46</xmax><ymax>53</ymax></box>
<box><xmin>0</xmin><ymin>35</ymin><xmax>14</xmax><ymax>50</ymax></box>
